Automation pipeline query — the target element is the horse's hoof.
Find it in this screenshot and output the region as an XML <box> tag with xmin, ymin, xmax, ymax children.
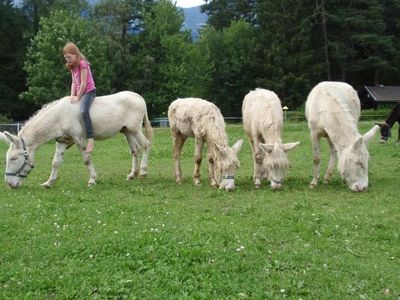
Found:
<box><xmin>309</xmin><ymin>184</ymin><xmax>316</xmax><ymax>189</ymax></box>
<box><xmin>255</xmin><ymin>184</ymin><xmax>261</xmax><ymax>189</ymax></box>
<box><xmin>41</xmin><ymin>182</ymin><xmax>51</xmax><ymax>189</ymax></box>
<box><xmin>139</xmin><ymin>173</ymin><xmax>148</xmax><ymax>178</ymax></box>
<box><xmin>87</xmin><ymin>181</ymin><xmax>96</xmax><ymax>187</ymax></box>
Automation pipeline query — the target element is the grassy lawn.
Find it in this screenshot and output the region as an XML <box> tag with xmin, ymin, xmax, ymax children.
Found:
<box><xmin>0</xmin><ymin>122</ymin><xmax>399</xmax><ymax>299</ymax></box>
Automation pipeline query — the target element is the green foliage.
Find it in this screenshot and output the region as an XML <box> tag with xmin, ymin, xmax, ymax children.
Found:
<box><xmin>326</xmin><ymin>0</ymin><xmax>396</xmax><ymax>85</ymax></box>
<box><xmin>199</xmin><ymin>20</ymin><xmax>258</xmax><ymax>116</ymax></box>
<box><xmin>21</xmin><ymin>10</ymin><xmax>111</xmax><ymax>106</ymax></box>
<box><xmin>131</xmin><ymin>0</ymin><xmax>214</xmax><ymax>116</ymax></box>
<box><xmin>0</xmin><ymin>0</ymin><xmax>32</xmax><ymax>119</ymax></box>
<box><xmin>0</xmin><ymin>123</ymin><xmax>399</xmax><ymax>298</ymax></box>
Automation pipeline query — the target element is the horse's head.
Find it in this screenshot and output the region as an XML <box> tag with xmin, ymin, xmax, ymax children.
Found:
<box><xmin>337</xmin><ymin>125</ymin><xmax>378</xmax><ymax>192</ymax></box>
<box><xmin>213</xmin><ymin>139</ymin><xmax>243</xmax><ymax>191</ymax></box>
<box><xmin>259</xmin><ymin>141</ymin><xmax>300</xmax><ymax>189</ymax></box>
<box><xmin>0</xmin><ymin>132</ymin><xmax>35</xmax><ymax>189</ymax></box>
<box><xmin>376</xmin><ymin>122</ymin><xmax>391</xmax><ymax>144</ymax></box>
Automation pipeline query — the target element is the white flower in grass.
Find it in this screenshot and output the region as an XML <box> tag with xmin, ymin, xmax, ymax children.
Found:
<box><xmin>236</xmin><ymin>245</ymin><xmax>245</xmax><ymax>252</ymax></box>
<box><xmin>114</xmin><ymin>231</ymin><xmax>119</xmax><ymax>234</ymax></box>
<box><xmin>89</xmin><ymin>254</ymin><xmax>94</xmax><ymax>259</ymax></box>
<box><xmin>280</xmin><ymin>289</ymin><xmax>285</xmax><ymax>293</ymax></box>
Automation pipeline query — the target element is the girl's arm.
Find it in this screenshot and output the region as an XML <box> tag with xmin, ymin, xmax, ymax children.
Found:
<box><xmin>76</xmin><ymin>67</ymin><xmax>88</xmax><ymax>100</ymax></box>
<box><xmin>70</xmin><ymin>79</ymin><xmax>76</xmax><ymax>97</ymax></box>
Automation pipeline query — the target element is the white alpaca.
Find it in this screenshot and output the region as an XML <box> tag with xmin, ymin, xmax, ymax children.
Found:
<box><xmin>168</xmin><ymin>98</ymin><xmax>243</xmax><ymax>191</ymax></box>
<box><xmin>0</xmin><ymin>91</ymin><xmax>153</xmax><ymax>188</ymax></box>
<box><xmin>305</xmin><ymin>81</ymin><xmax>379</xmax><ymax>192</ymax></box>
<box><xmin>242</xmin><ymin>89</ymin><xmax>299</xmax><ymax>189</ymax></box>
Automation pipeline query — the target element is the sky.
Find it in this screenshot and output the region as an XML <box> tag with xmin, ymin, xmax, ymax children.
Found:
<box><xmin>174</xmin><ymin>0</ymin><xmax>206</xmax><ymax>8</ymax></box>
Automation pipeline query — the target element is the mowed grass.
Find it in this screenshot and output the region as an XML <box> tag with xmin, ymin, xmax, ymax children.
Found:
<box><xmin>0</xmin><ymin>122</ymin><xmax>399</xmax><ymax>299</ymax></box>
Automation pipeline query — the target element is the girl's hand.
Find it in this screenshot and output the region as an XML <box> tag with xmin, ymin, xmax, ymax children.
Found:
<box><xmin>70</xmin><ymin>96</ymin><xmax>79</xmax><ymax>103</ymax></box>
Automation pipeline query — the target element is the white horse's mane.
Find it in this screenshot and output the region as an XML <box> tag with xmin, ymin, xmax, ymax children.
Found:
<box><xmin>21</xmin><ymin>98</ymin><xmax>66</xmax><ymax>135</ymax></box>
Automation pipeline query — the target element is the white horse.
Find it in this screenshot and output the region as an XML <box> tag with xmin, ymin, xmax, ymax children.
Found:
<box><xmin>168</xmin><ymin>98</ymin><xmax>243</xmax><ymax>191</ymax></box>
<box><xmin>242</xmin><ymin>89</ymin><xmax>300</xmax><ymax>189</ymax></box>
<box><xmin>0</xmin><ymin>91</ymin><xmax>153</xmax><ymax>189</ymax></box>
<box><xmin>305</xmin><ymin>81</ymin><xmax>379</xmax><ymax>192</ymax></box>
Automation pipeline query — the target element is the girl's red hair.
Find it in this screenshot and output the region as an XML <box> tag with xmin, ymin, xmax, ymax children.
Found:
<box><xmin>62</xmin><ymin>42</ymin><xmax>89</xmax><ymax>70</ymax></box>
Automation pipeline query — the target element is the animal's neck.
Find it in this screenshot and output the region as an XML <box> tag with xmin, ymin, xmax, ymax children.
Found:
<box><xmin>205</xmin><ymin>119</ymin><xmax>228</xmax><ymax>148</ymax></box>
<box><xmin>385</xmin><ymin>104</ymin><xmax>400</xmax><ymax>127</ymax></box>
<box><xmin>19</xmin><ymin>117</ymin><xmax>60</xmax><ymax>151</ymax></box>
<box><xmin>325</xmin><ymin>124</ymin><xmax>360</xmax><ymax>153</ymax></box>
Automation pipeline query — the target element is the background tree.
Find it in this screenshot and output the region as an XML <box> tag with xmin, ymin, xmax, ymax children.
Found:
<box><xmin>0</xmin><ymin>0</ymin><xmax>31</xmax><ymax>120</ymax></box>
<box><xmin>199</xmin><ymin>20</ymin><xmax>258</xmax><ymax>116</ymax></box>
<box><xmin>131</xmin><ymin>0</ymin><xmax>214</xmax><ymax>116</ymax></box>
<box><xmin>255</xmin><ymin>1</ymin><xmax>321</xmax><ymax>108</ymax></box>
<box><xmin>201</xmin><ymin>0</ymin><xmax>257</xmax><ymax>30</ymax></box>
<box><xmin>325</xmin><ymin>0</ymin><xmax>396</xmax><ymax>85</ymax></box>
<box><xmin>21</xmin><ymin>0</ymin><xmax>89</xmax><ymax>34</ymax></box>
<box><xmin>21</xmin><ymin>10</ymin><xmax>111</xmax><ymax>106</ymax></box>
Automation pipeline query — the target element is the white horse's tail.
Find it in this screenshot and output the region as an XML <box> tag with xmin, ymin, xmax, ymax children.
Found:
<box><xmin>143</xmin><ymin>110</ymin><xmax>154</xmax><ymax>144</ymax></box>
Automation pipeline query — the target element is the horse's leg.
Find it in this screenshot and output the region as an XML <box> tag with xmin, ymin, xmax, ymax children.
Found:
<box><xmin>310</xmin><ymin>131</ymin><xmax>321</xmax><ymax>188</ymax></box>
<box><xmin>323</xmin><ymin>138</ymin><xmax>337</xmax><ymax>184</ymax></box>
<box><xmin>172</xmin><ymin>131</ymin><xmax>187</xmax><ymax>183</ymax></box>
<box><xmin>131</xmin><ymin>130</ymin><xmax>151</xmax><ymax>177</ymax></box>
<box><xmin>207</xmin><ymin>149</ymin><xmax>217</xmax><ymax>187</ymax></box>
<box><xmin>193</xmin><ymin>136</ymin><xmax>204</xmax><ymax>185</ymax></box>
<box><xmin>124</xmin><ymin>132</ymin><xmax>140</xmax><ymax>180</ymax></box>
<box><xmin>252</xmin><ymin>137</ymin><xmax>263</xmax><ymax>189</ymax></box>
<box><xmin>76</xmin><ymin>142</ymin><xmax>97</xmax><ymax>186</ymax></box>
<box><xmin>397</xmin><ymin>121</ymin><xmax>400</xmax><ymax>144</ymax></box>
<box><xmin>41</xmin><ymin>142</ymin><xmax>70</xmax><ymax>188</ymax></box>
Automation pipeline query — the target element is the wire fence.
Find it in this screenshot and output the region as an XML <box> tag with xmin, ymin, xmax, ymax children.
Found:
<box><xmin>0</xmin><ymin>113</ymin><xmax>387</xmax><ymax>134</ymax></box>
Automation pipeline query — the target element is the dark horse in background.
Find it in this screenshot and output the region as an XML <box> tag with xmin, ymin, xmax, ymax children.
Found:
<box><xmin>377</xmin><ymin>102</ymin><xmax>400</xmax><ymax>144</ymax></box>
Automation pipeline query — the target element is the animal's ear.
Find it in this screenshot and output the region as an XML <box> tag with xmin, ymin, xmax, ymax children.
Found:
<box><xmin>375</xmin><ymin>122</ymin><xmax>384</xmax><ymax>128</ymax></box>
<box><xmin>1</xmin><ymin>131</ymin><xmax>19</xmax><ymax>146</ymax></box>
<box><xmin>214</xmin><ymin>143</ymin><xmax>227</xmax><ymax>157</ymax></box>
<box><xmin>283</xmin><ymin>141</ymin><xmax>300</xmax><ymax>152</ymax></box>
<box><xmin>363</xmin><ymin>124</ymin><xmax>380</xmax><ymax>146</ymax></box>
<box><xmin>0</xmin><ymin>132</ymin><xmax>10</xmax><ymax>145</ymax></box>
<box><xmin>260</xmin><ymin>143</ymin><xmax>274</xmax><ymax>153</ymax></box>
<box><xmin>352</xmin><ymin>137</ymin><xmax>363</xmax><ymax>151</ymax></box>
<box><xmin>231</xmin><ymin>139</ymin><xmax>243</xmax><ymax>155</ymax></box>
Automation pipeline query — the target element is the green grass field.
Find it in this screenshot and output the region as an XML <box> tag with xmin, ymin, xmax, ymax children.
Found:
<box><xmin>0</xmin><ymin>122</ymin><xmax>399</xmax><ymax>299</ymax></box>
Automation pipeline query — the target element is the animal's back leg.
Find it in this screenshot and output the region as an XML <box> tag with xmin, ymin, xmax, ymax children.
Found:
<box><xmin>397</xmin><ymin>122</ymin><xmax>400</xmax><ymax>143</ymax></box>
<box><xmin>172</xmin><ymin>130</ymin><xmax>187</xmax><ymax>183</ymax></box>
<box><xmin>323</xmin><ymin>138</ymin><xmax>337</xmax><ymax>184</ymax></box>
<box><xmin>310</xmin><ymin>130</ymin><xmax>321</xmax><ymax>188</ymax></box>
<box><xmin>41</xmin><ymin>142</ymin><xmax>71</xmax><ymax>188</ymax></box>
<box><xmin>131</xmin><ymin>130</ymin><xmax>151</xmax><ymax>177</ymax></box>
<box><xmin>124</xmin><ymin>132</ymin><xmax>140</xmax><ymax>180</ymax></box>
<box><xmin>76</xmin><ymin>142</ymin><xmax>97</xmax><ymax>186</ymax></box>
<box><xmin>252</xmin><ymin>135</ymin><xmax>264</xmax><ymax>188</ymax></box>
<box><xmin>193</xmin><ymin>136</ymin><xmax>204</xmax><ymax>185</ymax></box>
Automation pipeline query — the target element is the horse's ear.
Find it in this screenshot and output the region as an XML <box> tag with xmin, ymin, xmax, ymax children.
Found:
<box><xmin>1</xmin><ymin>131</ymin><xmax>18</xmax><ymax>146</ymax></box>
<box><xmin>363</xmin><ymin>124</ymin><xmax>380</xmax><ymax>146</ymax></box>
<box><xmin>214</xmin><ymin>143</ymin><xmax>227</xmax><ymax>157</ymax></box>
<box><xmin>260</xmin><ymin>143</ymin><xmax>274</xmax><ymax>153</ymax></box>
<box><xmin>0</xmin><ymin>132</ymin><xmax>10</xmax><ymax>145</ymax></box>
<box><xmin>352</xmin><ymin>137</ymin><xmax>363</xmax><ymax>151</ymax></box>
<box><xmin>231</xmin><ymin>139</ymin><xmax>243</xmax><ymax>155</ymax></box>
<box><xmin>283</xmin><ymin>141</ymin><xmax>300</xmax><ymax>152</ymax></box>
<box><xmin>375</xmin><ymin>122</ymin><xmax>384</xmax><ymax>128</ymax></box>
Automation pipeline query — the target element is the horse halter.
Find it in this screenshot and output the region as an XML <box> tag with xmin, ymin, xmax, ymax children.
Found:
<box><xmin>380</xmin><ymin>123</ymin><xmax>392</xmax><ymax>141</ymax></box>
<box><xmin>223</xmin><ymin>175</ymin><xmax>235</xmax><ymax>180</ymax></box>
<box><xmin>5</xmin><ymin>138</ymin><xmax>35</xmax><ymax>178</ymax></box>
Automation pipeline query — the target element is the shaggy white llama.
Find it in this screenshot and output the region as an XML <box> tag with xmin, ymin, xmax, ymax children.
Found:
<box><xmin>305</xmin><ymin>81</ymin><xmax>379</xmax><ymax>192</ymax></box>
<box><xmin>168</xmin><ymin>98</ymin><xmax>243</xmax><ymax>191</ymax></box>
<box><xmin>242</xmin><ymin>88</ymin><xmax>299</xmax><ymax>189</ymax></box>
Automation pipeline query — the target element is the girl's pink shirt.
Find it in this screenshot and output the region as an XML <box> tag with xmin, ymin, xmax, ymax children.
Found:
<box><xmin>71</xmin><ymin>59</ymin><xmax>96</xmax><ymax>95</ymax></box>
